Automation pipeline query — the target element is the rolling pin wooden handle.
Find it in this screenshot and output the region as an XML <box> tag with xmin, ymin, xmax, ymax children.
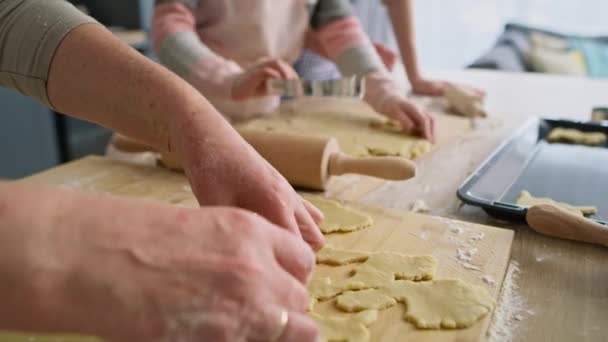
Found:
<box><xmin>526</xmin><ymin>204</ymin><xmax>608</xmax><ymax>247</ymax></box>
<box><xmin>327</xmin><ymin>153</ymin><xmax>416</xmax><ymax>181</ymax></box>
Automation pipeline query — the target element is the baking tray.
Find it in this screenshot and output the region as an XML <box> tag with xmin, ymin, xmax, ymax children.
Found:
<box><xmin>458</xmin><ymin>117</ymin><xmax>608</xmax><ymax>224</ymax></box>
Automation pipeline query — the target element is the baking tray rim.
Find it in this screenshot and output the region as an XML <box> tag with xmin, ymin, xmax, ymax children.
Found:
<box><xmin>457</xmin><ymin>116</ymin><xmax>607</xmax><ymax>225</ymax></box>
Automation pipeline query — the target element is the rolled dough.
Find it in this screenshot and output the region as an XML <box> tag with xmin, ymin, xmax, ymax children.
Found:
<box><xmin>304</xmin><ymin>196</ymin><xmax>373</xmax><ymax>234</ymax></box>
<box><xmin>310</xmin><ymin>310</ymin><xmax>378</xmax><ymax>342</ymax></box>
<box><xmin>335</xmin><ymin>279</ymin><xmax>494</xmax><ymax>329</ymax></box>
<box><xmin>238</xmin><ymin>110</ymin><xmax>431</xmax><ymax>159</ymax></box>
<box><xmin>546</xmin><ymin>127</ymin><xmax>607</xmax><ymax>145</ymax></box>
<box><xmin>316</xmin><ymin>246</ymin><xmax>370</xmax><ymax>266</ymax></box>
<box><xmin>516</xmin><ymin>190</ymin><xmax>597</xmax><ymax>216</ymax></box>
<box><xmin>309</xmin><ymin>251</ymin><xmax>438</xmax><ymax>300</ymax></box>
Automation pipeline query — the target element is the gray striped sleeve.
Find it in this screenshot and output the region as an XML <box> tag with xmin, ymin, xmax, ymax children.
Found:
<box><xmin>335</xmin><ymin>45</ymin><xmax>386</xmax><ymax>76</ymax></box>
<box><xmin>156</xmin><ymin>31</ymin><xmax>215</xmax><ymax>79</ymax></box>
<box><xmin>310</xmin><ymin>0</ymin><xmax>354</xmax><ymax>29</ymax></box>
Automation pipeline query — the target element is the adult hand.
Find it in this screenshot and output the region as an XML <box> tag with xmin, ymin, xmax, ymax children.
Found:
<box><xmin>232</xmin><ymin>58</ymin><xmax>299</xmax><ymax>100</ymax></box>
<box><xmin>0</xmin><ymin>183</ymin><xmax>320</xmax><ymax>342</ymax></box>
<box><xmin>169</xmin><ymin>113</ymin><xmax>326</xmax><ymax>251</ymax></box>
<box><xmin>364</xmin><ymin>71</ymin><xmax>435</xmax><ymax>142</ymax></box>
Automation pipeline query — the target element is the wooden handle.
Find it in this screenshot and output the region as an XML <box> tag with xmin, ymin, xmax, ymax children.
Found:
<box><xmin>327</xmin><ymin>153</ymin><xmax>416</xmax><ymax>181</ymax></box>
<box><xmin>526</xmin><ymin>204</ymin><xmax>608</xmax><ymax>247</ymax></box>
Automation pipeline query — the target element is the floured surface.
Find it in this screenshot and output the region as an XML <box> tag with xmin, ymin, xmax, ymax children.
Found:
<box><xmin>306</xmin><ymin>199</ymin><xmax>513</xmax><ymax>342</ymax></box>
<box><xmin>237</xmin><ymin>101</ymin><xmax>432</xmax><ymax>159</ymax></box>
<box><xmin>19</xmin><ymin>158</ymin><xmax>514</xmax><ymax>342</ymax></box>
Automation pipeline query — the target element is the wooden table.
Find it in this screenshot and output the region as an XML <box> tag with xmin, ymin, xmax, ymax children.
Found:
<box><xmin>19</xmin><ymin>69</ymin><xmax>608</xmax><ymax>341</ymax></box>
<box><xmin>323</xmin><ymin>69</ymin><xmax>608</xmax><ymax>342</ymax></box>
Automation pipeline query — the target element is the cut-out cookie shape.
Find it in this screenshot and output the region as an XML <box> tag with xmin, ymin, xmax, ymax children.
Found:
<box><xmin>310</xmin><ymin>250</ymin><xmax>438</xmax><ymax>300</ymax></box>
<box><xmin>305</xmin><ymin>197</ymin><xmax>374</xmax><ymax>234</ymax></box>
<box><xmin>310</xmin><ymin>277</ymin><xmax>367</xmax><ymax>301</ymax></box>
<box><xmin>310</xmin><ymin>310</ymin><xmax>379</xmax><ymax>342</ymax></box>
<box><xmin>516</xmin><ymin>190</ymin><xmax>596</xmax><ymax>216</ymax></box>
<box><xmin>335</xmin><ymin>279</ymin><xmax>494</xmax><ymax>329</ymax></box>
<box><xmin>546</xmin><ymin>127</ymin><xmax>607</xmax><ymax>146</ymax></box>
<box><xmin>336</xmin><ymin>288</ymin><xmax>397</xmax><ymax>312</ymax></box>
<box><xmin>316</xmin><ymin>246</ymin><xmax>370</xmax><ymax>266</ymax></box>
<box><xmin>342</xmin><ymin>252</ymin><xmax>438</xmax><ymax>291</ymax></box>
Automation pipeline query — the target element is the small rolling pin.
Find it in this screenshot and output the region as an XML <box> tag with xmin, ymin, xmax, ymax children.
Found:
<box><xmin>111</xmin><ymin>131</ymin><xmax>416</xmax><ymax>190</ymax></box>
<box><xmin>526</xmin><ymin>204</ymin><xmax>608</xmax><ymax>247</ymax></box>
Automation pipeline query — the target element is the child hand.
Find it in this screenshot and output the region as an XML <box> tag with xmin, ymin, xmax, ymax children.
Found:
<box><xmin>232</xmin><ymin>58</ymin><xmax>299</xmax><ymax>100</ymax></box>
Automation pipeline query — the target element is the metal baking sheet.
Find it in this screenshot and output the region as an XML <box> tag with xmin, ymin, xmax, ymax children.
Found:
<box><xmin>458</xmin><ymin>117</ymin><xmax>608</xmax><ymax>223</ymax></box>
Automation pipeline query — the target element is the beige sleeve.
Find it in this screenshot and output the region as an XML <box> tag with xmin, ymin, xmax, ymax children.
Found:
<box><xmin>0</xmin><ymin>0</ymin><xmax>97</xmax><ymax>107</ymax></box>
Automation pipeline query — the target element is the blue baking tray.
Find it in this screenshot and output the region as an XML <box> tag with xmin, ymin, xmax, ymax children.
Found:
<box><xmin>458</xmin><ymin>117</ymin><xmax>608</xmax><ymax>224</ymax></box>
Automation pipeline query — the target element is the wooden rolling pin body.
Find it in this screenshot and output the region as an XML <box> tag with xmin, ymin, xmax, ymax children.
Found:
<box><xmin>526</xmin><ymin>204</ymin><xmax>608</xmax><ymax>247</ymax></box>
<box><xmin>112</xmin><ymin>131</ymin><xmax>416</xmax><ymax>190</ymax></box>
<box><xmin>239</xmin><ymin>130</ymin><xmax>416</xmax><ymax>190</ymax></box>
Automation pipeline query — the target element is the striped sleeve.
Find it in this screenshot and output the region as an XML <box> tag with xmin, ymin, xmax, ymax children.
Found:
<box><xmin>0</xmin><ymin>0</ymin><xmax>96</xmax><ymax>107</ymax></box>
<box><xmin>309</xmin><ymin>0</ymin><xmax>386</xmax><ymax>76</ymax></box>
<box><xmin>152</xmin><ymin>0</ymin><xmax>277</xmax><ymax>120</ymax></box>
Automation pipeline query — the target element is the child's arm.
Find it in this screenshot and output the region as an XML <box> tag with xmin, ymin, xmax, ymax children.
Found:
<box><xmin>384</xmin><ymin>0</ymin><xmax>447</xmax><ymax>96</ymax></box>
<box><xmin>309</xmin><ymin>0</ymin><xmax>434</xmax><ymax>141</ymax></box>
<box><xmin>152</xmin><ymin>1</ymin><xmax>295</xmax><ymax>120</ymax></box>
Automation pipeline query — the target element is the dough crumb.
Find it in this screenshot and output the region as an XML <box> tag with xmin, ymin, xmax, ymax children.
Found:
<box><xmin>410</xmin><ymin>199</ymin><xmax>431</xmax><ymax>213</ymax></box>
<box><xmin>457</xmin><ymin>247</ymin><xmax>478</xmax><ymax>262</ymax></box>
<box><xmin>459</xmin><ymin>262</ymin><xmax>483</xmax><ymax>271</ymax></box>
<box><xmin>450</xmin><ymin>226</ymin><xmax>464</xmax><ymax>234</ymax></box>
<box><xmin>470</xmin><ymin>233</ymin><xmax>485</xmax><ymax>241</ymax></box>
<box><xmin>481</xmin><ymin>275</ymin><xmax>497</xmax><ymax>287</ymax></box>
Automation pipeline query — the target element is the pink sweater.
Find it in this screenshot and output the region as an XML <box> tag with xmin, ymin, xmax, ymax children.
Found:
<box><xmin>152</xmin><ymin>0</ymin><xmax>389</xmax><ymax>120</ymax></box>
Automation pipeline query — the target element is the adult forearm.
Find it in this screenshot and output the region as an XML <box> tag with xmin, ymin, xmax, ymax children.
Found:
<box><xmin>385</xmin><ymin>0</ymin><xmax>422</xmax><ymax>81</ymax></box>
<box><xmin>47</xmin><ymin>24</ymin><xmax>229</xmax><ymax>154</ymax></box>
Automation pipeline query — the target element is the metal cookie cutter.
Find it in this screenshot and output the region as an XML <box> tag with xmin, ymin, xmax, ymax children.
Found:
<box><xmin>266</xmin><ymin>75</ymin><xmax>365</xmax><ymax>99</ymax></box>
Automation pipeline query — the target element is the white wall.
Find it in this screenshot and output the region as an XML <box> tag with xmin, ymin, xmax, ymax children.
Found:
<box><xmin>353</xmin><ymin>0</ymin><xmax>608</xmax><ymax>70</ymax></box>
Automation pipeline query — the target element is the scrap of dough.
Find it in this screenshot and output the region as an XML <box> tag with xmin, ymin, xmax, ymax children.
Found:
<box><xmin>444</xmin><ymin>84</ymin><xmax>487</xmax><ymax>118</ymax></box>
<box><xmin>310</xmin><ymin>310</ymin><xmax>378</xmax><ymax>342</ymax></box>
<box><xmin>516</xmin><ymin>191</ymin><xmax>597</xmax><ymax>216</ymax></box>
<box><xmin>546</xmin><ymin>127</ymin><xmax>607</xmax><ymax>145</ymax></box>
<box><xmin>387</xmin><ymin>279</ymin><xmax>494</xmax><ymax>329</ymax></box>
<box><xmin>239</xmin><ymin>110</ymin><xmax>432</xmax><ymax>159</ymax></box>
<box><xmin>310</xmin><ymin>253</ymin><xmax>438</xmax><ymax>300</ymax></box>
<box><xmin>334</xmin><ymin>279</ymin><xmax>494</xmax><ymax>329</ymax></box>
<box><xmin>348</xmin><ymin>253</ymin><xmax>438</xmax><ymax>286</ymax></box>
<box><xmin>304</xmin><ymin>196</ymin><xmax>373</xmax><ymax>234</ymax></box>
<box><xmin>316</xmin><ymin>246</ymin><xmax>370</xmax><ymax>266</ymax></box>
<box><xmin>336</xmin><ymin>289</ymin><xmax>397</xmax><ymax>312</ymax></box>
<box><xmin>310</xmin><ymin>276</ymin><xmax>367</xmax><ymax>301</ymax></box>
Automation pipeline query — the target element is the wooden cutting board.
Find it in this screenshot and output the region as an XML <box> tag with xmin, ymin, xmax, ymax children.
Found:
<box><xmin>7</xmin><ymin>156</ymin><xmax>513</xmax><ymax>342</ymax></box>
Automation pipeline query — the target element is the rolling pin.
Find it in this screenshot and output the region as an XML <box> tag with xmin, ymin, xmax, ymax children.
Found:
<box><xmin>526</xmin><ymin>204</ymin><xmax>608</xmax><ymax>247</ymax></box>
<box><xmin>111</xmin><ymin>131</ymin><xmax>417</xmax><ymax>190</ymax></box>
